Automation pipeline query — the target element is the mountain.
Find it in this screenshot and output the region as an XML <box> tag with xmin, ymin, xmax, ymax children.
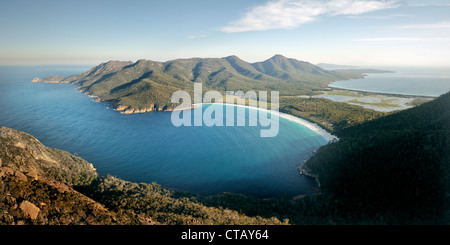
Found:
<box><xmin>36</xmin><ymin>55</ymin><xmax>363</xmax><ymax>114</ymax></box>
<box><xmin>0</xmin><ymin>126</ymin><xmax>285</xmax><ymax>225</ymax></box>
<box><xmin>302</xmin><ymin>91</ymin><xmax>450</xmax><ymax>223</ymax></box>
<box><xmin>252</xmin><ymin>55</ymin><xmax>350</xmax><ymax>81</ymax></box>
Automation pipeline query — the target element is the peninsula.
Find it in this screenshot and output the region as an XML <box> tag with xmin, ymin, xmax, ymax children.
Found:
<box><xmin>33</xmin><ymin>55</ymin><xmax>366</xmax><ymax>114</ymax></box>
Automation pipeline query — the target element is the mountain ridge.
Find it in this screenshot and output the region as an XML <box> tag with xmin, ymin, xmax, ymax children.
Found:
<box><xmin>35</xmin><ymin>55</ymin><xmax>364</xmax><ymax>114</ymax></box>
<box><xmin>302</xmin><ymin>91</ymin><xmax>450</xmax><ymax>222</ymax></box>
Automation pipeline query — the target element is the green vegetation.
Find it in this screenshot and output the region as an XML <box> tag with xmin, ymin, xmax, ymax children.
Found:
<box><xmin>306</xmin><ymin>89</ymin><xmax>434</xmax><ymax>113</ymax></box>
<box><xmin>346</xmin><ymin>98</ymin><xmax>402</xmax><ymax>108</ymax></box>
<box><xmin>196</xmin><ymin>92</ymin><xmax>450</xmax><ymax>224</ymax></box>
<box><xmin>0</xmin><ymin>175</ymin><xmax>119</xmax><ymax>225</ymax></box>
<box><xmin>40</xmin><ymin>76</ymin><xmax>65</xmax><ymax>83</ymax></box>
<box><xmin>303</xmin><ymin>91</ymin><xmax>450</xmax><ymax>224</ymax></box>
<box><xmin>280</xmin><ymin>97</ymin><xmax>387</xmax><ymax>132</ymax></box>
<box><xmin>2</xmin><ymin>91</ymin><xmax>449</xmax><ymax>225</ymax></box>
<box><xmin>78</xmin><ymin>176</ymin><xmax>286</xmax><ymax>225</ymax></box>
<box><xmin>322</xmin><ymin>89</ymin><xmax>363</xmax><ymax>97</ymax></box>
<box><xmin>407</xmin><ymin>97</ymin><xmax>434</xmax><ymax>107</ymax></box>
<box><xmin>53</xmin><ymin>55</ymin><xmax>363</xmax><ymax>112</ymax></box>
<box><xmin>0</xmin><ymin>127</ymin><xmax>285</xmax><ymax>225</ymax></box>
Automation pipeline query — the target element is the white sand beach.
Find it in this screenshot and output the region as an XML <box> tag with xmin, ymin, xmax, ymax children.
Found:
<box><xmin>194</xmin><ymin>103</ymin><xmax>338</xmax><ymax>142</ymax></box>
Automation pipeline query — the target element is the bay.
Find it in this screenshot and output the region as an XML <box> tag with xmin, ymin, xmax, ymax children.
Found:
<box><xmin>0</xmin><ymin>66</ymin><xmax>329</xmax><ymax>198</ymax></box>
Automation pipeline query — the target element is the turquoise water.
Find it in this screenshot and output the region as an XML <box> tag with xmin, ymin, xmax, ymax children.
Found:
<box><xmin>0</xmin><ymin>66</ymin><xmax>328</xmax><ymax>198</ymax></box>
<box><xmin>330</xmin><ymin>67</ymin><xmax>450</xmax><ymax>97</ymax></box>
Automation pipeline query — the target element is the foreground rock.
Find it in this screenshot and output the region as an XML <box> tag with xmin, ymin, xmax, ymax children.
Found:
<box><xmin>19</xmin><ymin>201</ymin><xmax>40</xmax><ymax>220</ymax></box>
<box><xmin>0</xmin><ymin>126</ymin><xmax>285</xmax><ymax>225</ymax></box>
<box><xmin>0</xmin><ymin>127</ymin><xmax>118</xmax><ymax>224</ymax></box>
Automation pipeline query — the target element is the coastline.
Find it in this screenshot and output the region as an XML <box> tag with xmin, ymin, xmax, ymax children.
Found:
<box><xmin>31</xmin><ymin>77</ymin><xmax>331</xmax><ymax>198</ymax></box>
<box><xmin>298</xmin><ymin>159</ymin><xmax>321</xmax><ymax>188</ymax></box>
<box><xmin>194</xmin><ymin>102</ymin><xmax>333</xmax><ymax>194</ymax></box>
<box><xmin>81</xmin><ymin>89</ymin><xmax>337</xmax><ymax>142</ymax></box>
<box><xmin>194</xmin><ymin>102</ymin><xmax>338</xmax><ymax>142</ymax></box>
<box><xmin>329</xmin><ymin>85</ymin><xmax>437</xmax><ymax>98</ymax></box>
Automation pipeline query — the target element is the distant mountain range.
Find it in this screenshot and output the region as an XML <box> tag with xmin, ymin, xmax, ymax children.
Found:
<box><xmin>36</xmin><ymin>55</ymin><xmax>364</xmax><ymax>114</ymax></box>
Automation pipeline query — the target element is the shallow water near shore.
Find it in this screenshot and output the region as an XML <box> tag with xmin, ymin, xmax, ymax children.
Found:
<box><xmin>0</xmin><ymin>66</ymin><xmax>329</xmax><ymax>198</ymax></box>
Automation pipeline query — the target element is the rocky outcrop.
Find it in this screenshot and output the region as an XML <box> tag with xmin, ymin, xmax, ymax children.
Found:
<box><xmin>0</xmin><ymin>167</ymin><xmax>14</xmax><ymax>178</ymax></box>
<box><xmin>0</xmin><ymin>127</ymin><xmax>119</xmax><ymax>225</ymax></box>
<box><xmin>115</xmin><ymin>105</ymin><xmax>129</xmax><ymax>111</ymax></box>
<box><xmin>31</xmin><ymin>76</ymin><xmax>65</xmax><ymax>84</ymax></box>
<box><xmin>43</xmin><ymin>76</ymin><xmax>65</xmax><ymax>83</ymax></box>
<box><xmin>26</xmin><ymin>168</ymin><xmax>38</xmax><ymax>180</ymax></box>
<box><xmin>0</xmin><ymin>126</ymin><xmax>97</xmax><ymax>186</ymax></box>
<box><xmin>0</xmin><ymin>126</ymin><xmax>287</xmax><ymax>225</ymax></box>
<box><xmin>299</xmin><ymin>161</ymin><xmax>321</xmax><ymax>189</ymax></box>
<box><xmin>115</xmin><ymin>104</ymin><xmax>174</xmax><ymax>114</ymax></box>
<box><xmin>19</xmin><ymin>201</ymin><xmax>40</xmax><ymax>220</ymax></box>
<box><xmin>13</xmin><ymin>170</ymin><xmax>27</xmax><ymax>182</ymax></box>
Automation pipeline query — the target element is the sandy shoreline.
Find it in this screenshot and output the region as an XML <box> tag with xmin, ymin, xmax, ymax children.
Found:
<box><xmin>194</xmin><ymin>103</ymin><xmax>338</xmax><ymax>142</ymax></box>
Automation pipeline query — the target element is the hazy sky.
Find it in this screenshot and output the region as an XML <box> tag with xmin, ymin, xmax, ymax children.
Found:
<box><xmin>1</xmin><ymin>0</ymin><xmax>450</xmax><ymax>66</ymax></box>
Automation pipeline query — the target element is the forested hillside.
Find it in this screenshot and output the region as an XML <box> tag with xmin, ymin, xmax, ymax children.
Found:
<box><xmin>37</xmin><ymin>55</ymin><xmax>363</xmax><ymax>113</ymax></box>
<box><xmin>303</xmin><ymin>91</ymin><xmax>450</xmax><ymax>223</ymax></box>
<box><xmin>1</xmin><ymin>92</ymin><xmax>449</xmax><ymax>225</ymax></box>
<box><xmin>0</xmin><ymin>126</ymin><xmax>285</xmax><ymax>225</ymax></box>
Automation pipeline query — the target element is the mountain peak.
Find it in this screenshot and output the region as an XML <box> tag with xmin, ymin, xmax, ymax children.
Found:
<box><xmin>224</xmin><ymin>55</ymin><xmax>239</xmax><ymax>58</ymax></box>
<box><xmin>223</xmin><ymin>55</ymin><xmax>242</xmax><ymax>61</ymax></box>
<box><xmin>268</xmin><ymin>54</ymin><xmax>289</xmax><ymax>62</ymax></box>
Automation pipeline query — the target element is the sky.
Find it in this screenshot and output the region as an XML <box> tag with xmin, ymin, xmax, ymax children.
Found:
<box><xmin>1</xmin><ymin>0</ymin><xmax>450</xmax><ymax>67</ymax></box>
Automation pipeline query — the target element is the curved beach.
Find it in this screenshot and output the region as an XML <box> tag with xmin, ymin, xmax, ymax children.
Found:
<box><xmin>195</xmin><ymin>103</ymin><xmax>338</xmax><ymax>142</ymax></box>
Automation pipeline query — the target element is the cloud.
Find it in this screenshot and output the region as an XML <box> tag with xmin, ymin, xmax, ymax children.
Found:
<box><xmin>220</xmin><ymin>0</ymin><xmax>400</xmax><ymax>33</ymax></box>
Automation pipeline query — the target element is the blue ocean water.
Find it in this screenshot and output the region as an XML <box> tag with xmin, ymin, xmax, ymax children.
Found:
<box><xmin>330</xmin><ymin>67</ymin><xmax>450</xmax><ymax>97</ymax></box>
<box><xmin>0</xmin><ymin>66</ymin><xmax>328</xmax><ymax>198</ymax></box>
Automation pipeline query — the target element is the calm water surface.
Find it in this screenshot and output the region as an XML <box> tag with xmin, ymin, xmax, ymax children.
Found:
<box><xmin>330</xmin><ymin>67</ymin><xmax>450</xmax><ymax>97</ymax></box>
<box><xmin>0</xmin><ymin>66</ymin><xmax>328</xmax><ymax>198</ymax></box>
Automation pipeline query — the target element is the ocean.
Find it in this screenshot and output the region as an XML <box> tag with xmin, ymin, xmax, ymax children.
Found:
<box><xmin>0</xmin><ymin>65</ymin><xmax>328</xmax><ymax>198</ymax></box>
<box><xmin>330</xmin><ymin>67</ymin><xmax>450</xmax><ymax>97</ymax></box>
